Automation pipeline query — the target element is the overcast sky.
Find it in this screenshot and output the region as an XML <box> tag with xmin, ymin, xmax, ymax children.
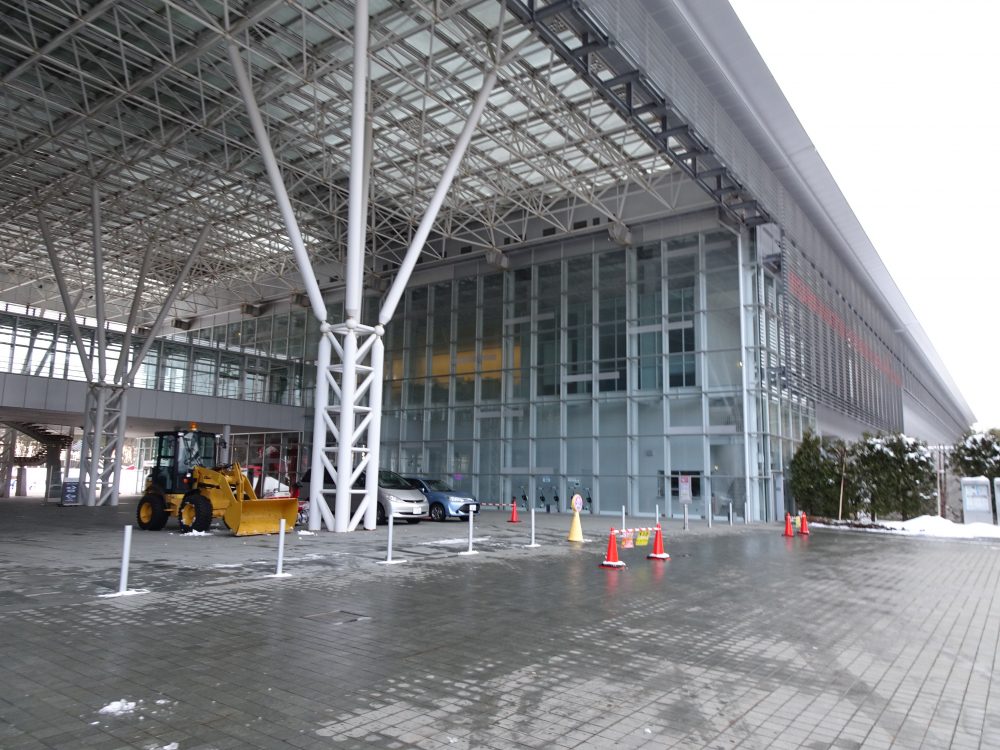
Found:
<box><xmin>728</xmin><ymin>0</ymin><xmax>1000</xmax><ymax>432</ymax></box>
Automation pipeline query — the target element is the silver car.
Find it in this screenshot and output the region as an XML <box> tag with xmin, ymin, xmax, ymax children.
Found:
<box><xmin>296</xmin><ymin>468</ymin><xmax>428</xmax><ymax>524</ymax></box>
<box><xmin>404</xmin><ymin>476</ymin><xmax>480</xmax><ymax>521</ymax></box>
<box><xmin>363</xmin><ymin>470</ymin><xmax>428</xmax><ymax>524</ymax></box>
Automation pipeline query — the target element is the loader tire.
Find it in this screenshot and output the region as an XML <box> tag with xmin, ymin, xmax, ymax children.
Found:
<box><xmin>137</xmin><ymin>494</ymin><xmax>168</xmax><ymax>531</ymax></box>
<box><xmin>178</xmin><ymin>493</ymin><xmax>213</xmax><ymax>533</ymax></box>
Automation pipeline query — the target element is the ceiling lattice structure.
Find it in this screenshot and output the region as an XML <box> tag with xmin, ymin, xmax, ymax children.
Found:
<box><xmin>0</xmin><ymin>0</ymin><xmax>761</xmax><ymax>326</ymax></box>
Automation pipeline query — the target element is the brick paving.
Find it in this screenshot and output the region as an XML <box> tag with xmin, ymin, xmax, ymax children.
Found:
<box><xmin>1</xmin><ymin>498</ymin><xmax>999</xmax><ymax>749</ymax></box>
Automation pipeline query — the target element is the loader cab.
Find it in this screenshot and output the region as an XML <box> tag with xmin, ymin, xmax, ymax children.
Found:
<box><xmin>147</xmin><ymin>429</ymin><xmax>218</xmax><ymax>495</ymax></box>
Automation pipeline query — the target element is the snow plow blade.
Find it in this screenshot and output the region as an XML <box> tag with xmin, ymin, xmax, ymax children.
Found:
<box><xmin>223</xmin><ymin>497</ymin><xmax>298</xmax><ymax>536</ymax></box>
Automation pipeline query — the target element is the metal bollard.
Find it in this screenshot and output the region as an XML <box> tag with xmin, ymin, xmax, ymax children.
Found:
<box><xmin>525</xmin><ymin>507</ymin><xmax>541</xmax><ymax>548</ymax></box>
<box><xmin>378</xmin><ymin>512</ymin><xmax>406</xmax><ymax>565</ymax></box>
<box><xmin>117</xmin><ymin>525</ymin><xmax>132</xmax><ymax>594</ymax></box>
<box><xmin>728</xmin><ymin>501</ymin><xmax>734</xmax><ymax>526</ymax></box>
<box><xmin>459</xmin><ymin>505</ymin><xmax>478</xmax><ymax>555</ymax></box>
<box><xmin>274</xmin><ymin>518</ymin><xmax>289</xmax><ymax>576</ymax></box>
<box><xmin>683</xmin><ymin>504</ymin><xmax>689</xmax><ymax>531</ymax></box>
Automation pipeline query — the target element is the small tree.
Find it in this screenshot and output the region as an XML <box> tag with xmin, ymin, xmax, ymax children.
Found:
<box><xmin>854</xmin><ymin>433</ymin><xmax>937</xmax><ymax>521</ymax></box>
<box><xmin>827</xmin><ymin>437</ymin><xmax>862</xmax><ymax>520</ymax></box>
<box><xmin>949</xmin><ymin>429</ymin><xmax>1000</xmax><ymax>520</ymax></box>
<box><xmin>788</xmin><ymin>430</ymin><xmax>845</xmax><ymax>518</ymax></box>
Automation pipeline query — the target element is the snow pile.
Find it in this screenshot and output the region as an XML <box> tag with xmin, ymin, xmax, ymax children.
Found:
<box><xmin>98</xmin><ymin>699</ymin><xmax>136</xmax><ymax>715</ymax></box>
<box><xmin>885</xmin><ymin>515</ymin><xmax>1000</xmax><ymax>539</ymax></box>
<box><xmin>816</xmin><ymin>515</ymin><xmax>1000</xmax><ymax>539</ymax></box>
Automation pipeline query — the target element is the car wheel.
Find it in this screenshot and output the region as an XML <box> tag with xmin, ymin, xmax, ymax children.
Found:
<box><xmin>429</xmin><ymin>503</ymin><xmax>446</xmax><ymax>522</ymax></box>
<box><xmin>136</xmin><ymin>494</ymin><xmax>168</xmax><ymax>530</ymax></box>
<box><xmin>376</xmin><ymin>502</ymin><xmax>387</xmax><ymax>525</ymax></box>
<box><xmin>178</xmin><ymin>493</ymin><xmax>213</xmax><ymax>533</ymax></box>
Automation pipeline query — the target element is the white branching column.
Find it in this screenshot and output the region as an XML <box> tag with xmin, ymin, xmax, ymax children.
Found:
<box><xmin>230</xmin><ymin>5</ymin><xmax>510</xmax><ymax>531</ymax></box>
<box><xmin>40</xmin><ymin>196</ymin><xmax>207</xmax><ymax>507</ymax></box>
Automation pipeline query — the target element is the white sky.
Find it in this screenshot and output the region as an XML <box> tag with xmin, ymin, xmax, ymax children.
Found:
<box><xmin>728</xmin><ymin>0</ymin><xmax>1000</xmax><ymax>431</ymax></box>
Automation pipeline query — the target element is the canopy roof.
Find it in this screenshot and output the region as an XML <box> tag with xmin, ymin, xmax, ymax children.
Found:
<box><xmin>0</xmin><ymin>0</ymin><xmax>765</xmax><ymax>324</ymax></box>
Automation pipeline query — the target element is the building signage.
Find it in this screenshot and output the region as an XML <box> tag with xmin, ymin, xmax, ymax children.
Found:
<box><xmin>678</xmin><ymin>475</ymin><xmax>693</xmax><ymax>505</ymax></box>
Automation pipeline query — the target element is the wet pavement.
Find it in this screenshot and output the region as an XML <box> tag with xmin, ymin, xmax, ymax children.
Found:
<box><xmin>1</xmin><ymin>498</ymin><xmax>999</xmax><ymax>749</ymax></box>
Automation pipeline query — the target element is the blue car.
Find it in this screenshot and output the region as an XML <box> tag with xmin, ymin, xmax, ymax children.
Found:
<box><xmin>404</xmin><ymin>477</ymin><xmax>480</xmax><ymax>522</ymax></box>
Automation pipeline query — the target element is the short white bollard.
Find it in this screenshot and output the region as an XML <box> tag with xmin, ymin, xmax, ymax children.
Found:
<box><xmin>525</xmin><ymin>507</ymin><xmax>540</xmax><ymax>548</ymax></box>
<box><xmin>459</xmin><ymin>506</ymin><xmax>478</xmax><ymax>555</ymax></box>
<box><xmin>728</xmin><ymin>502</ymin><xmax>734</xmax><ymax>526</ymax></box>
<box><xmin>118</xmin><ymin>524</ymin><xmax>132</xmax><ymax>594</ymax></box>
<box><xmin>272</xmin><ymin>518</ymin><xmax>291</xmax><ymax>577</ymax></box>
<box><xmin>99</xmin><ymin>525</ymin><xmax>148</xmax><ymax>598</ymax></box>
<box><xmin>378</xmin><ymin>512</ymin><xmax>406</xmax><ymax>565</ymax></box>
<box><xmin>683</xmin><ymin>504</ymin><xmax>689</xmax><ymax>531</ymax></box>
<box><xmin>621</xmin><ymin>505</ymin><xmax>626</xmax><ymax>532</ymax></box>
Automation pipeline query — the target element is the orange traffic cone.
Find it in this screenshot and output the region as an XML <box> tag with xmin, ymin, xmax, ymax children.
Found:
<box><xmin>799</xmin><ymin>513</ymin><xmax>810</xmax><ymax>535</ymax></box>
<box><xmin>508</xmin><ymin>497</ymin><xmax>521</xmax><ymax>523</ymax></box>
<box><xmin>600</xmin><ymin>528</ymin><xmax>626</xmax><ymax>568</ymax></box>
<box><xmin>647</xmin><ymin>523</ymin><xmax>670</xmax><ymax>560</ymax></box>
<box><xmin>782</xmin><ymin>512</ymin><xmax>794</xmax><ymax>537</ymax></box>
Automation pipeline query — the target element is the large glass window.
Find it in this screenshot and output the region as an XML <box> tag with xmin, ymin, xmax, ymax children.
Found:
<box><xmin>667</xmin><ymin>275</ymin><xmax>696</xmax><ymax>388</ymax></box>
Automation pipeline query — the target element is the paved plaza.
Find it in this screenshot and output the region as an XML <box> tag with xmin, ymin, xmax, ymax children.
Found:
<box><xmin>1</xmin><ymin>498</ymin><xmax>999</xmax><ymax>749</ymax></box>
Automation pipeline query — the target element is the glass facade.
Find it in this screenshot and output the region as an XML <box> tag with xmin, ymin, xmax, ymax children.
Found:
<box><xmin>0</xmin><ymin>307</ymin><xmax>306</xmax><ymax>406</ymax></box>
<box><xmin>376</xmin><ymin>226</ymin><xmax>794</xmax><ymax>521</ymax></box>
<box><xmin>4</xmin><ymin>218</ymin><xmax>932</xmax><ymax>523</ymax></box>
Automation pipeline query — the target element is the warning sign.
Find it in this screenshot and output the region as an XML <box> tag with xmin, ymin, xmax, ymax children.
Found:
<box><xmin>635</xmin><ymin>529</ymin><xmax>650</xmax><ymax>547</ymax></box>
<box><xmin>622</xmin><ymin>529</ymin><xmax>634</xmax><ymax>549</ymax></box>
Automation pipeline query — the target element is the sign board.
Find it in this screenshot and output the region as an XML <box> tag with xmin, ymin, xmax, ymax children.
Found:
<box><xmin>960</xmin><ymin>477</ymin><xmax>995</xmax><ymax>525</ymax></box>
<box><xmin>60</xmin><ymin>481</ymin><xmax>80</xmax><ymax>506</ymax></box>
<box><xmin>678</xmin><ymin>475</ymin><xmax>693</xmax><ymax>505</ymax></box>
<box><xmin>571</xmin><ymin>494</ymin><xmax>584</xmax><ymax>512</ymax></box>
<box><xmin>621</xmin><ymin>530</ymin><xmax>634</xmax><ymax>549</ymax></box>
<box><xmin>635</xmin><ymin>529</ymin><xmax>650</xmax><ymax>547</ymax></box>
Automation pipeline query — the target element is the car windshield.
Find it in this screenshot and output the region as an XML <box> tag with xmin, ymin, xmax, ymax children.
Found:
<box><xmin>423</xmin><ymin>479</ymin><xmax>453</xmax><ymax>492</ymax></box>
<box><xmin>378</xmin><ymin>470</ymin><xmax>415</xmax><ymax>490</ymax></box>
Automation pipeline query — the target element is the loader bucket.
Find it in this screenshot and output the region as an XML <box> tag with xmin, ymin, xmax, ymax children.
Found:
<box><xmin>223</xmin><ymin>496</ymin><xmax>299</xmax><ymax>536</ymax></box>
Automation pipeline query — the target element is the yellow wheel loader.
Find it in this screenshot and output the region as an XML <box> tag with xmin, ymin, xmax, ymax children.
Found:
<box><xmin>136</xmin><ymin>427</ymin><xmax>297</xmax><ymax>536</ymax></box>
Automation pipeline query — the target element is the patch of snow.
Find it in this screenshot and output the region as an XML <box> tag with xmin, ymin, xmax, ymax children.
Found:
<box><xmin>99</xmin><ymin>699</ymin><xmax>136</xmax><ymax>715</ymax></box>
<box><xmin>420</xmin><ymin>537</ymin><xmax>492</xmax><ymax>546</ymax></box>
<box><xmin>181</xmin><ymin>530</ymin><xmax>212</xmax><ymax>537</ymax></box>
<box><xmin>297</xmin><ymin>530</ymin><xmax>315</xmax><ymax>535</ymax></box>
<box><xmin>98</xmin><ymin>589</ymin><xmax>149</xmax><ymax>598</ymax></box>
<box><xmin>815</xmin><ymin>515</ymin><xmax>1000</xmax><ymax>539</ymax></box>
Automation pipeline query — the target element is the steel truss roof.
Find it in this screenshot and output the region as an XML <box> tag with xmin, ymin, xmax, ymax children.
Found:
<box><xmin>0</xmin><ymin>0</ymin><xmax>762</xmax><ymax>325</ymax></box>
